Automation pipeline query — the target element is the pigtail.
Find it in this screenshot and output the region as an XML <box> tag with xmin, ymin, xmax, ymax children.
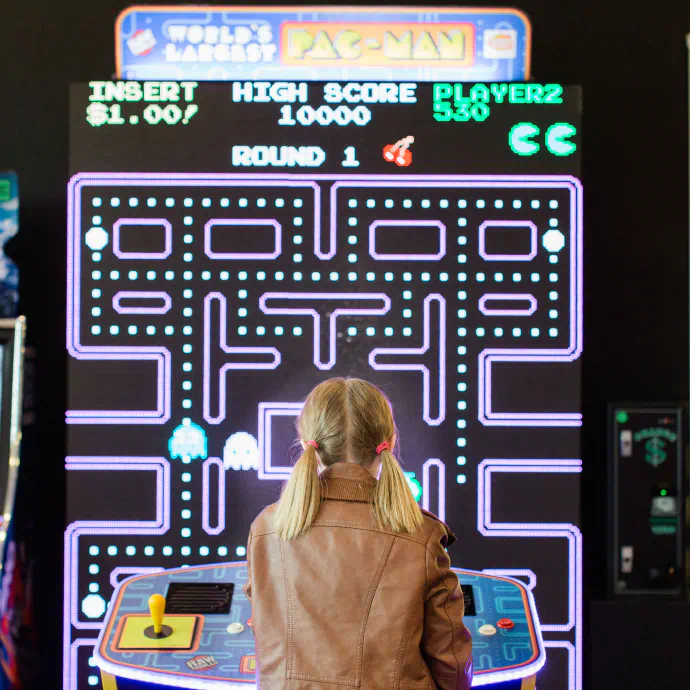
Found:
<box><xmin>273</xmin><ymin>444</ymin><xmax>322</xmax><ymax>540</ymax></box>
<box><xmin>373</xmin><ymin>448</ymin><xmax>424</xmax><ymax>534</ymax></box>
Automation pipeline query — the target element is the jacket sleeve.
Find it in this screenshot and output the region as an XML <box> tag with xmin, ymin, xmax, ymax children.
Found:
<box><xmin>421</xmin><ymin>523</ymin><xmax>473</xmax><ymax>690</ymax></box>
<box><xmin>243</xmin><ymin>527</ymin><xmax>253</xmax><ymax>603</ymax></box>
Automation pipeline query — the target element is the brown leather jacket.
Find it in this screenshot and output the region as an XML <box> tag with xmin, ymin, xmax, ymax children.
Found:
<box><xmin>244</xmin><ymin>463</ymin><xmax>473</xmax><ymax>690</ymax></box>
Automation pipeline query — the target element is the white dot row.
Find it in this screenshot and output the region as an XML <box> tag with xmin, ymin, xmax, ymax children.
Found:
<box><xmin>347</xmin><ymin>198</ymin><xmax>559</xmax><ymax>210</ymax></box>
<box><xmin>91</xmin><ymin>197</ymin><xmax>305</xmax><ymax>209</ymax></box>
<box><xmin>88</xmin><ymin>544</ymin><xmax>243</xmax><ymax>557</ymax></box>
<box><xmin>89</xmin><ymin>270</ymin><xmax>461</xmax><ymax>283</ymax></box>
<box><xmin>89</xmin><ymin>324</ymin><xmax>192</xmax><ymax>336</ymax></box>
<box><xmin>461</xmin><ymin>273</ymin><xmax>560</xmax><ymax>283</ymax></box>
<box><xmin>457</xmin><ymin>327</ymin><xmax>559</xmax><ymax>338</ymax></box>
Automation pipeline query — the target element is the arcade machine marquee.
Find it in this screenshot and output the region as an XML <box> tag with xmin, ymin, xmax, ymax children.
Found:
<box><xmin>66</xmin><ymin>80</ymin><xmax>582</xmax><ymax>690</ymax></box>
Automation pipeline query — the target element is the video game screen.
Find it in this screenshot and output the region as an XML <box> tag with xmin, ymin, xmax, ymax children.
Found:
<box><xmin>66</xmin><ymin>80</ymin><xmax>582</xmax><ymax>690</ymax></box>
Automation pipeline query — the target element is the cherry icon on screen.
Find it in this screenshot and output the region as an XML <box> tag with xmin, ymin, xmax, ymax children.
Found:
<box><xmin>383</xmin><ymin>136</ymin><xmax>414</xmax><ymax>167</ymax></box>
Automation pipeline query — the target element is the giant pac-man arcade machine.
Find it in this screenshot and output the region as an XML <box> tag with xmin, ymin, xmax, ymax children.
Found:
<box><xmin>64</xmin><ymin>7</ymin><xmax>581</xmax><ymax>690</ymax></box>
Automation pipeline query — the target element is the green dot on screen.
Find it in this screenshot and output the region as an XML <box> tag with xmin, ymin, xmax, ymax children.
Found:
<box><xmin>616</xmin><ymin>411</ymin><xmax>628</xmax><ymax>424</ymax></box>
<box><xmin>661</xmin><ymin>489</ymin><xmax>667</xmax><ymax>496</ymax></box>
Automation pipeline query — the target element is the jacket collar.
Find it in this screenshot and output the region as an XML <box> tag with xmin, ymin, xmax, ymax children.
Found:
<box><xmin>320</xmin><ymin>462</ymin><xmax>377</xmax><ymax>503</ymax></box>
<box><xmin>319</xmin><ymin>463</ymin><xmax>457</xmax><ymax>545</ymax></box>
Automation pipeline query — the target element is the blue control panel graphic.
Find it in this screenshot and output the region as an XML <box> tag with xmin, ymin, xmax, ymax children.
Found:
<box><xmin>95</xmin><ymin>563</ymin><xmax>544</xmax><ymax>688</ymax></box>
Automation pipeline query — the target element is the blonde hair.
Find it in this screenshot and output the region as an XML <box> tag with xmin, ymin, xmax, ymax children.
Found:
<box><xmin>273</xmin><ymin>378</ymin><xmax>424</xmax><ymax>540</ymax></box>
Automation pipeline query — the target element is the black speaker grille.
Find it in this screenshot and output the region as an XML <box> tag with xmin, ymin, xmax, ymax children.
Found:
<box><xmin>460</xmin><ymin>585</ymin><xmax>476</xmax><ymax>616</ymax></box>
<box><xmin>166</xmin><ymin>582</ymin><xmax>235</xmax><ymax>614</ymax></box>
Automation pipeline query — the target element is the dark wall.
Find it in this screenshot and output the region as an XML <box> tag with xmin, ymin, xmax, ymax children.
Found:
<box><xmin>3</xmin><ymin>1</ymin><xmax>690</xmax><ymax>688</ymax></box>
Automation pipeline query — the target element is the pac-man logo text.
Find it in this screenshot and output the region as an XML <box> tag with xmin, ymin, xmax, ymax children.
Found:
<box><xmin>282</xmin><ymin>22</ymin><xmax>475</xmax><ymax>68</ymax></box>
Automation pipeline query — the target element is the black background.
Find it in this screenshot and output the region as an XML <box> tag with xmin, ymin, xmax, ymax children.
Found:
<box><xmin>70</xmin><ymin>82</ymin><xmax>581</xmax><ymax>174</ymax></box>
<box><xmin>2</xmin><ymin>2</ymin><xmax>690</xmax><ymax>689</ymax></box>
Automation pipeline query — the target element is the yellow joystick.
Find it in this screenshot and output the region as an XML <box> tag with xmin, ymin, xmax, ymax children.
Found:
<box><xmin>144</xmin><ymin>593</ymin><xmax>173</xmax><ymax>639</ymax></box>
<box><xmin>149</xmin><ymin>594</ymin><xmax>165</xmax><ymax>635</ymax></box>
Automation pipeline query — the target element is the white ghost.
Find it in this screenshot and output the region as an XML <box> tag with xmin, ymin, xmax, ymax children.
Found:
<box><xmin>223</xmin><ymin>432</ymin><xmax>259</xmax><ymax>471</ymax></box>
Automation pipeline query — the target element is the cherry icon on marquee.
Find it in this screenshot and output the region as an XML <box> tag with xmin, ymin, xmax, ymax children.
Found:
<box><xmin>383</xmin><ymin>135</ymin><xmax>414</xmax><ymax>167</ymax></box>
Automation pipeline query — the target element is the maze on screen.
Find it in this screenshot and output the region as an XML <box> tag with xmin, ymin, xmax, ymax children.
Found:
<box><xmin>65</xmin><ymin>173</ymin><xmax>582</xmax><ymax>690</ymax></box>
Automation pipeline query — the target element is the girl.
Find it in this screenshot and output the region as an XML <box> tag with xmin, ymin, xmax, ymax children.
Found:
<box><xmin>244</xmin><ymin>378</ymin><xmax>472</xmax><ymax>690</ymax></box>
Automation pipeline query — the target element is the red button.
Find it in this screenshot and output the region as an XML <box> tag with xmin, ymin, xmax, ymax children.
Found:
<box><xmin>497</xmin><ymin>618</ymin><xmax>514</xmax><ymax>630</ymax></box>
<box><xmin>247</xmin><ymin>617</ymin><xmax>253</xmax><ymax>627</ymax></box>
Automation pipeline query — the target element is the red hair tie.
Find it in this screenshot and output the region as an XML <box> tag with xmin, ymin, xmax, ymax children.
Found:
<box><xmin>306</xmin><ymin>440</ymin><xmax>319</xmax><ymax>449</ymax></box>
<box><xmin>376</xmin><ymin>442</ymin><xmax>389</xmax><ymax>455</ymax></box>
